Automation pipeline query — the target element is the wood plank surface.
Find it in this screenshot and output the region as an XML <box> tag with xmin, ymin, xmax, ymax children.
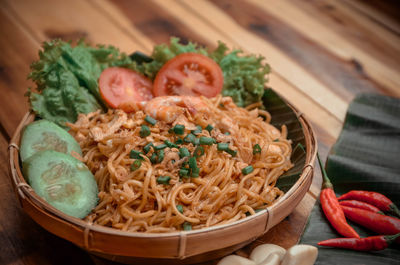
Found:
<box><xmin>0</xmin><ymin>0</ymin><xmax>399</xmax><ymax>264</ymax></box>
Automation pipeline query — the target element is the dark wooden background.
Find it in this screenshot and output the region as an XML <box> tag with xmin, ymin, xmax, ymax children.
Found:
<box><xmin>1</xmin><ymin>0</ymin><xmax>399</xmax><ymax>264</ymax></box>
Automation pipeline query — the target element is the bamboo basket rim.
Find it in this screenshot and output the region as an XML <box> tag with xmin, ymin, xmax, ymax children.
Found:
<box><xmin>8</xmin><ymin>99</ymin><xmax>317</xmax><ymax>260</ymax></box>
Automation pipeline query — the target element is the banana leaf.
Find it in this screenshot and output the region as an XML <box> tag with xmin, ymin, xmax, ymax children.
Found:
<box><xmin>262</xmin><ymin>89</ymin><xmax>306</xmax><ymax>192</ymax></box>
<box><xmin>300</xmin><ymin>93</ymin><xmax>400</xmax><ymax>264</ymax></box>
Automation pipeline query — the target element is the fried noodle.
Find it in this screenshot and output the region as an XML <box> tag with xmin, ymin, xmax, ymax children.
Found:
<box><xmin>67</xmin><ymin>95</ymin><xmax>293</xmax><ymax>232</ymax></box>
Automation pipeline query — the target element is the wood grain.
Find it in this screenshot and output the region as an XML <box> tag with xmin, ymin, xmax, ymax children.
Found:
<box><xmin>0</xmin><ymin>4</ymin><xmax>38</xmax><ymax>138</ymax></box>
<box><xmin>248</xmin><ymin>0</ymin><xmax>400</xmax><ymax>98</ymax></box>
<box><xmin>341</xmin><ymin>0</ymin><xmax>400</xmax><ymax>36</ymax></box>
<box><xmin>0</xmin><ymin>0</ymin><xmax>399</xmax><ymax>264</ymax></box>
<box><xmin>5</xmin><ymin>0</ymin><xmax>151</xmax><ymax>53</ymax></box>
<box><xmin>288</xmin><ymin>0</ymin><xmax>400</xmax><ymax>95</ymax></box>
<box><xmin>160</xmin><ymin>0</ymin><xmax>349</xmax><ymax>121</ymax></box>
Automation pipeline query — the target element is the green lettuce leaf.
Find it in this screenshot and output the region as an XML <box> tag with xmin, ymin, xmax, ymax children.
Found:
<box><xmin>28</xmin><ymin>40</ymin><xmax>132</xmax><ymax>128</ymax></box>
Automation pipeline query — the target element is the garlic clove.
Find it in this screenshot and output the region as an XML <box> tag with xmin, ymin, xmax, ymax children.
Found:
<box><xmin>258</xmin><ymin>253</ymin><xmax>281</xmax><ymax>265</ymax></box>
<box><xmin>249</xmin><ymin>244</ymin><xmax>286</xmax><ymax>264</ymax></box>
<box><xmin>217</xmin><ymin>255</ymin><xmax>256</xmax><ymax>265</ymax></box>
<box><xmin>281</xmin><ymin>244</ymin><xmax>318</xmax><ymax>265</ymax></box>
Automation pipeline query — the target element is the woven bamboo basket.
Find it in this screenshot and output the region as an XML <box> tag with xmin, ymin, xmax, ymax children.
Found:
<box><xmin>8</xmin><ymin>97</ymin><xmax>317</xmax><ymax>264</ymax></box>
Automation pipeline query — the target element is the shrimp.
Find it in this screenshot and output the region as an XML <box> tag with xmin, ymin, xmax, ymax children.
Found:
<box><xmin>143</xmin><ymin>96</ymin><xmax>208</xmax><ymax>123</ymax></box>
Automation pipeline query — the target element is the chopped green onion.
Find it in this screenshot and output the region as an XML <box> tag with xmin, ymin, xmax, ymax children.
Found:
<box><xmin>157</xmin><ymin>150</ymin><xmax>164</xmax><ymax>163</ymax></box>
<box><xmin>242</xmin><ymin>165</ymin><xmax>254</xmax><ymax>175</ymax></box>
<box><xmin>150</xmin><ymin>153</ymin><xmax>157</xmax><ymax>164</ymax></box>
<box><xmin>224</xmin><ymin>132</ymin><xmax>230</xmax><ymax>135</ymax></box>
<box><xmin>226</xmin><ymin>149</ymin><xmax>237</xmax><ymax>157</ymax></box>
<box><xmin>194</xmin><ymin>146</ymin><xmax>204</xmax><ymax>157</ymax></box>
<box><xmin>154</xmin><ymin>144</ymin><xmax>167</xmax><ymax>150</ymax></box>
<box><xmin>144</xmin><ymin>115</ymin><xmax>157</xmax><ymax>125</ymax></box>
<box><xmin>140</xmin><ymin>125</ymin><xmax>151</xmax><ymax>138</ymax></box>
<box><xmin>205</xmin><ymin>124</ymin><xmax>214</xmax><ymax>132</ymax></box>
<box><xmin>165</xmin><ymin>140</ymin><xmax>178</xmax><ymax>148</ymax></box>
<box><xmin>191</xmin><ymin>167</ymin><xmax>200</xmax><ymax>178</ymax></box>
<box><xmin>157</xmin><ymin>176</ymin><xmax>171</xmax><ymax>185</ymax></box>
<box><xmin>183</xmin><ymin>221</ymin><xmax>192</xmax><ymax>231</ymax></box>
<box><xmin>253</xmin><ymin>144</ymin><xmax>262</xmax><ymax>154</ymax></box>
<box><xmin>184</xmin><ymin>133</ymin><xmax>196</xmax><ymax>143</ymax></box>
<box><xmin>175</xmin><ymin>138</ymin><xmax>183</xmax><ymax>145</ymax></box>
<box><xmin>193</xmin><ymin>138</ymin><xmax>200</xmax><ymax>146</ymax></box>
<box><xmin>179</xmin><ymin>147</ymin><xmax>190</xmax><ymax>158</ymax></box>
<box><xmin>217</xmin><ymin>143</ymin><xmax>229</xmax><ymax>151</ymax></box>
<box><xmin>130</xmin><ymin>160</ymin><xmax>142</xmax><ymax>171</ymax></box>
<box><xmin>176</xmin><ymin>205</ymin><xmax>184</xmax><ymax>213</ymax></box>
<box><xmin>189</xmin><ymin>157</ymin><xmax>200</xmax><ymax>177</ymax></box>
<box><xmin>130</xmin><ymin>150</ymin><xmax>143</xmax><ymax>160</ymax></box>
<box><xmin>273</xmin><ymin>139</ymin><xmax>280</xmax><ymax>142</ymax></box>
<box><xmin>173</xmin><ymin>124</ymin><xmax>185</xmax><ymax>135</ymax></box>
<box><xmin>189</xmin><ymin>157</ymin><xmax>197</xmax><ymax>170</ymax></box>
<box><xmin>179</xmin><ymin>168</ymin><xmax>189</xmax><ymax>178</ymax></box>
<box><xmin>199</xmin><ymin>136</ymin><xmax>214</xmax><ymax>145</ymax></box>
<box><xmin>143</xmin><ymin>142</ymin><xmax>153</xmax><ymax>154</ymax></box>
<box><xmin>191</xmin><ymin>125</ymin><xmax>202</xmax><ymax>135</ymax></box>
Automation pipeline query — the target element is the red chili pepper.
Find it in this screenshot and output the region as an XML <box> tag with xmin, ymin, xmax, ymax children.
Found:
<box><xmin>338</xmin><ymin>190</ymin><xmax>400</xmax><ymax>218</ymax></box>
<box><xmin>339</xmin><ymin>200</ymin><xmax>383</xmax><ymax>214</ymax></box>
<box><xmin>318</xmin><ymin>233</ymin><xmax>400</xmax><ymax>251</ymax></box>
<box><xmin>341</xmin><ymin>206</ymin><xmax>400</xmax><ymax>242</ymax></box>
<box><xmin>317</xmin><ymin>154</ymin><xmax>360</xmax><ymax>238</ymax></box>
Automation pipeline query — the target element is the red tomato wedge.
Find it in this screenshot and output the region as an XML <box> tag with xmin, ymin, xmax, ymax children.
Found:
<box><xmin>153</xmin><ymin>53</ymin><xmax>223</xmax><ymax>97</ymax></box>
<box><xmin>99</xmin><ymin>67</ymin><xmax>153</xmax><ymax>111</ymax></box>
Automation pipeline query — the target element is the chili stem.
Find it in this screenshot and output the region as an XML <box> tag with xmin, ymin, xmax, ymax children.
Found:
<box><xmin>317</xmin><ymin>153</ymin><xmax>333</xmax><ymax>189</ymax></box>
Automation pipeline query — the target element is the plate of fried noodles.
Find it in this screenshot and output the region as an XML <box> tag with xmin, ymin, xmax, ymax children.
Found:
<box><xmin>9</xmin><ymin>39</ymin><xmax>316</xmax><ymax>264</ymax></box>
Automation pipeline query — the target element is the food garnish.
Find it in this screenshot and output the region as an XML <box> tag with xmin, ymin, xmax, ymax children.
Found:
<box><xmin>20</xmin><ymin>119</ymin><xmax>82</xmax><ymax>163</ymax></box>
<box><xmin>23</xmin><ymin>150</ymin><xmax>98</xmax><ymax>219</ymax></box>
<box><xmin>99</xmin><ymin>67</ymin><xmax>153</xmax><ymax>110</ymax></box>
<box><xmin>153</xmin><ymin>53</ymin><xmax>223</xmax><ymax>97</ymax></box>
<box><xmin>28</xmin><ymin>40</ymin><xmax>133</xmax><ymax>127</ymax></box>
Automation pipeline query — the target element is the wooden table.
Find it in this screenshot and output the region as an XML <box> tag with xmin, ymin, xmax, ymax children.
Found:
<box><xmin>1</xmin><ymin>1</ymin><xmax>399</xmax><ymax>264</ymax></box>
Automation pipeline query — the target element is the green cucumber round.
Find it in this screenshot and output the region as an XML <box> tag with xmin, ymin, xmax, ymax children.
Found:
<box><xmin>20</xmin><ymin>119</ymin><xmax>82</xmax><ymax>163</ymax></box>
<box><xmin>24</xmin><ymin>150</ymin><xmax>98</xmax><ymax>219</ymax></box>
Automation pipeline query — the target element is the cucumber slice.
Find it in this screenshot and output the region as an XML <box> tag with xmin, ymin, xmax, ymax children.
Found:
<box><xmin>24</xmin><ymin>150</ymin><xmax>98</xmax><ymax>219</ymax></box>
<box><xmin>20</xmin><ymin>119</ymin><xmax>82</xmax><ymax>163</ymax></box>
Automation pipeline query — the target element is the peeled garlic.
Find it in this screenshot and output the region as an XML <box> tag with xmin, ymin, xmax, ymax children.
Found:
<box><xmin>217</xmin><ymin>255</ymin><xmax>256</xmax><ymax>265</ymax></box>
<box><xmin>281</xmin><ymin>244</ymin><xmax>318</xmax><ymax>265</ymax></box>
<box><xmin>259</xmin><ymin>253</ymin><xmax>281</xmax><ymax>265</ymax></box>
<box><xmin>249</xmin><ymin>244</ymin><xmax>286</xmax><ymax>264</ymax></box>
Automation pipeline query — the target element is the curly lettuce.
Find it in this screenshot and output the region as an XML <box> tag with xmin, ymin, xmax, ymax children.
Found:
<box><xmin>28</xmin><ymin>38</ymin><xmax>270</xmax><ymax>128</ymax></box>
<box><xmin>133</xmin><ymin>37</ymin><xmax>270</xmax><ymax>107</ymax></box>
<box><xmin>28</xmin><ymin>40</ymin><xmax>132</xmax><ymax>128</ymax></box>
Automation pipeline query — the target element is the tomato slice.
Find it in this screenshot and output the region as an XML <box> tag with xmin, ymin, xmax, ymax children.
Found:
<box><xmin>153</xmin><ymin>53</ymin><xmax>223</xmax><ymax>97</ymax></box>
<box><xmin>99</xmin><ymin>67</ymin><xmax>153</xmax><ymax>111</ymax></box>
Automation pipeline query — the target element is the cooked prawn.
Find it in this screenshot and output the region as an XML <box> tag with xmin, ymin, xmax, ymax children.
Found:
<box><xmin>143</xmin><ymin>96</ymin><xmax>208</xmax><ymax>123</ymax></box>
